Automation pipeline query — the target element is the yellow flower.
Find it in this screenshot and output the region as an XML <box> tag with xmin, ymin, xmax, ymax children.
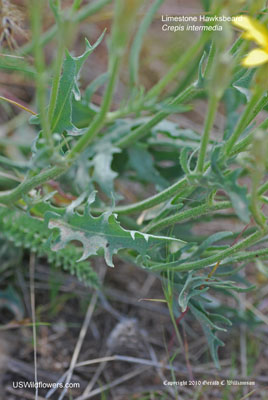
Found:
<box><xmin>232</xmin><ymin>15</ymin><xmax>268</xmax><ymax>67</ymax></box>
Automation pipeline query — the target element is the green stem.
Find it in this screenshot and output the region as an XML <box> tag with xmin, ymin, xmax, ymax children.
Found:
<box><xmin>224</xmin><ymin>87</ymin><xmax>265</xmax><ymax>156</ymax></box>
<box><xmin>230</xmin><ymin>35</ymin><xmax>243</xmax><ymax>55</ymax></box>
<box><xmin>250</xmin><ymin>139</ymin><xmax>266</xmax><ymax>229</ymax></box>
<box><xmin>0</xmin><ymin>1</ymin><xmax>129</xmax><ymax>205</ymax></box>
<box><xmin>111</xmin><ymin>177</ymin><xmax>188</xmax><ymax>215</ymax></box>
<box><xmin>30</xmin><ymin>0</ymin><xmax>53</xmax><ymax>150</ymax></box>
<box><xmin>0</xmin><ymin>166</ymin><xmax>65</xmax><ymax>205</ymax></box>
<box><xmin>151</xmin><ymin>230</ymin><xmax>264</xmax><ymax>272</ymax></box>
<box><xmin>115</xmin><ymin>85</ymin><xmax>196</xmax><ymax>149</ymax></box>
<box><xmin>229</xmin><ymin>132</ymin><xmax>254</xmax><ymax>157</ymax></box>
<box><xmin>251</xmin><ymin>183</ymin><xmax>265</xmax><ymax>229</ymax></box>
<box><xmin>67</xmin><ymin>55</ymin><xmax>121</xmax><ymax>159</ymax></box>
<box><xmin>129</xmin><ymin>0</ymin><xmax>164</xmax><ymax>87</ymax></box>
<box><xmin>222</xmin><ymin>247</ymin><xmax>268</xmax><ymax>264</ymax></box>
<box><xmin>246</xmin><ymin>92</ymin><xmax>268</xmax><ymax>126</ymax></box>
<box><xmin>94</xmin><ymin>163</ymin><xmax>209</xmax><ymax>216</ymax></box>
<box><xmin>230</xmin><ymin>117</ymin><xmax>268</xmax><ymax>157</ymax></box>
<box><xmin>48</xmin><ymin>36</ymin><xmax>65</xmax><ymax>123</ymax></box>
<box><xmin>72</xmin><ymin>0</ymin><xmax>83</xmax><ymax>12</ymax></box>
<box><xmin>145</xmin><ymin>201</ymin><xmax>231</xmax><ymax>233</ymax></box>
<box><xmin>0</xmin><ymin>156</ymin><xmax>28</xmax><ymax>171</ymax></box>
<box><xmin>196</xmin><ymin>94</ymin><xmax>219</xmax><ymax>173</ymax></box>
<box><xmin>258</xmin><ymin>180</ymin><xmax>268</xmax><ymax>196</ymax></box>
<box><xmin>21</xmin><ymin>0</ymin><xmax>113</xmax><ymax>55</ymax></box>
<box><xmin>76</xmin><ymin>0</ymin><xmax>112</xmax><ymax>21</ymax></box>
<box><xmin>167</xmin><ymin>300</ymin><xmax>184</xmax><ymax>349</ymax></box>
<box><xmin>107</xmin><ymin>39</ymin><xmax>209</xmax><ymax>124</ymax></box>
<box><xmin>145</xmin><ymin>32</ymin><xmax>209</xmax><ymax>101</ymax></box>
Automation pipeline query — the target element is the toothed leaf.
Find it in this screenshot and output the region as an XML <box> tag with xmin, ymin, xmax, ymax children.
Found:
<box><xmin>51</xmin><ymin>33</ymin><xmax>105</xmax><ymax>135</ymax></box>
<box><xmin>46</xmin><ymin>193</ymin><xmax>185</xmax><ymax>267</ymax></box>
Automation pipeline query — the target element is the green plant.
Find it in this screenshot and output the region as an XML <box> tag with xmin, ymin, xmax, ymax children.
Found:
<box><xmin>1</xmin><ymin>0</ymin><xmax>268</xmax><ymax>368</ymax></box>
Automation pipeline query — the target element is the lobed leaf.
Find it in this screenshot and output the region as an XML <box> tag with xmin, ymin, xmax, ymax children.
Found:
<box><xmin>0</xmin><ymin>206</ymin><xmax>99</xmax><ymax>287</ymax></box>
<box><xmin>190</xmin><ymin>301</ymin><xmax>231</xmax><ymax>369</ymax></box>
<box><xmin>46</xmin><ymin>192</ymin><xmax>185</xmax><ymax>267</ymax></box>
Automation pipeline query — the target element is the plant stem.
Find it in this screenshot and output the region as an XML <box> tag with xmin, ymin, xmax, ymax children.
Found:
<box><xmin>196</xmin><ymin>94</ymin><xmax>219</xmax><ymax>173</ymax></box>
<box><xmin>21</xmin><ymin>0</ymin><xmax>113</xmax><ymax>55</ymax></box>
<box><xmin>111</xmin><ymin>178</ymin><xmax>188</xmax><ymax>215</ymax></box>
<box><xmin>230</xmin><ymin>116</ymin><xmax>268</xmax><ymax>157</ymax></box>
<box><xmin>145</xmin><ymin>32</ymin><xmax>209</xmax><ymax>101</ymax></box>
<box><xmin>222</xmin><ymin>246</ymin><xmax>268</xmax><ymax>264</ymax></box>
<box><xmin>0</xmin><ymin>166</ymin><xmax>65</xmax><ymax>205</ymax></box>
<box><xmin>224</xmin><ymin>87</ymin><xmax>264</xmax><ymax>156</ymax></box>
<box><xmin>167</xmin><ymin>300</ymin><xmax>184</xmax><ymax>350</ymax></box>
<box><xmin>129</xmin><ymin>0</ymin><xmax>164</xmax><ymax>87</ymax></box>
<box><xmin>0</xmin><ymin>3</ymin><xmax>119</xmax><ymax>205</ymax></box>
<box><xmin>251</xmin><ymin>186</ymin><xmax>265</xmax><ymax>229</ymax></box>
<box><xmin>93</xmin><ymin>164</ymin><xmax>209</xmax><ymax>216</ymax></box>
<box><xmin>151</xmin><ymin>229</ymin><xmax>264</xmax><ymax>272</ymax></box>
<box><xmin>74</xmin><ymin>0</ymin><xmax>113</xmax><ymax>22</ymax></box>
<box><xmin>108</xmin><ymin>37</ymin><xmax>213</xmax><ymax>124</ymax></box>
<box><xmin>29</xmin><ymin>0</ymin><xmax>53</xmax><ymax>151</ymax></box>
<box><xmin>258</xmin><ymin>180</ymin><xmax>268</xmax><ymax>196</ymax></box>
<box><xmin>48</xmin><ymin>36</ymin><xmax>65</xmax><ymax>123</ymax></box>
<box><xmin>246</xmin><ymin>92</ymin><xmax>268</xmax><ymax>125</ymax></box>
<box><xmin>0</xmin><ymin>96</ymin><xmax>36</xmax><ymax>115</ymax></box>
<box><xmin>116</xmin><ymin>84</ymin><xmax>196</xmax><ymax>149</ymax></box>
<box><xmin>72</xmin><ymin>0</ymin><xmax>83</xmax><ymax>12</ymax></box>
<box><xmin>230</xmin><ymin>36</ymin><xmax>243</xmax><ymax>55</ymax></box>
<box><xmin>145</xmin><ymin>201</ymin><xmax>231</xmax><ymax>233</ymax></box>
<box><xmin>67</xmin><ymin>55</ymin><xmax>121</xmax><ymax>159</ymax></box>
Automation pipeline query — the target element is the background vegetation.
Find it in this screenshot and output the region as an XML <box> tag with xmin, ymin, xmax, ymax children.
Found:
<box><xmin>0</xmin><ymin>0</ymin><xmax>268</xmax><ymax>399</ymax></box>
